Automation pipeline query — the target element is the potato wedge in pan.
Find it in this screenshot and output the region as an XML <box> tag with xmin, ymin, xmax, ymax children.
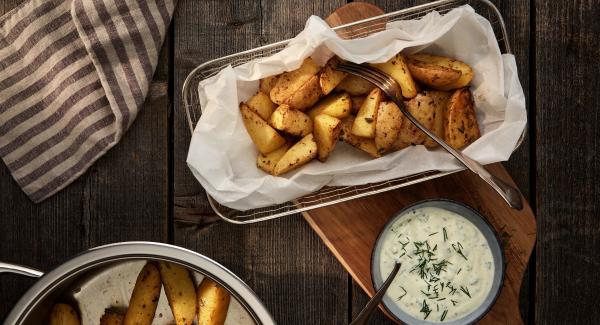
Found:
<box><xmin>314</xmin><ymin>114</ymin><xmax>342</xmax><ymax>162</ymax></box>
<box><xmin>197</xmin><ymin>278</ymin><xmax>231</xmax><ymax>325</ymax></box>
<box><xmin>257</xmin><ymin>142</ymin><xmax>292</xmax><ymax>174</ymax></box>
<box><xmin>398</xmin><ymin>93</ymin><xmax>436</xmax><ymax>145</ymax></box>
<box><xmin>124</xmin><ymin>263</ymin><xmax>161</xmax><ymax>325</ymax></box>
<box><xmin>259</xmin><ymin>75</ymin><xmax>279</xmax><ymax>94</ymax></box>
<box><xmin>370</xmin><ymin>53</ymin><xmax>418</xmax><ymax>99</ymax></box>
<box><xmin>159</xmin><ymin>262</ymin><xmax>198</xmax><ymax>325</ymax></box>
<box><xmin>245</xmin><ymin>91</ymin><xmax>276</xmax><ymax>121</ymax></box>
<box><xmin>422</xmin><ymin>90</ymin><xmax>452</xmax><ymax>148</ymax></box>
<box><xmin>283</xmin><ymin>74</ymin><xmax>322</xmax><ymax>110</ymax></box>
<box><xmin>375</xmin><ymin>101</ymin><xmax>404</xmax><ymax>154</ymax></box>
<box><xmin>334</xmin><ymin>74</ymin><xmax>375</xmax><ymax>96</ymax></box>
<box><xmin>307</xmin><ymin>92</ymin><xmax>352</xmax><ymax>120</ymax></box>
<box><xmin>270</xmin><ymin>57</ymin><xmax>320</xmax><ymax>104</ymax></box>
<box><xmin>350</xmin><ymin>96</ymin><xmax>366</xmax><ymax>115</ymax></box>
<box><xmin>408</xmin><ymin>53</ymin><xmax>473</xmax><ymax>90</ymax></box>
<box><xmin>407</xmin><ymin>59</ymin><xmax>462</xmax><ymax>89</ymax></box>
<box><xmin>341</xmin><ymin>116</ymin><xmax>381</xmax><ymax>158</ymax></box>
<box><xmin>352</xmin><ymin>88</ymin><xmax>382</xmax><ymax>138</ymax></box>
<box><xmin>49</xmin><ymin>303</ymin><xmax>80</xmax><ymax>325</ymax></box>
<box><xmin>444</xmin><ymin>88</ymin><xmax>480</xmax><ymax>149</ymax></box>
<box><xmin>240</xmin><ymin>104</ymin><xmax>286</xmax><ymax>155</ymax></box>
<box><xmin>101</xmin><ymin>311</ymin><xmax>124</xmax><ymax>325</ymax></box>
<box><xmin>269</xmin><ymin>104</ymin><xmax>313</xmax><ymax>137</ymax></box>
<box><xmin>273</xmin><ymin>133</ymin><xmax>318</xmax><ymax>176</ymax></box>
<box><xmin>319</xmin><ymin>57</ymin><xmax>347</xmax><ymax>95</ymax></box>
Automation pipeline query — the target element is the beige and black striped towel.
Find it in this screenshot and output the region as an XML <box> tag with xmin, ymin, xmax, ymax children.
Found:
<box><xmin>0</xmin><ymin>0</ymin><xmax>175</xmax><ymax>202</ymax></box>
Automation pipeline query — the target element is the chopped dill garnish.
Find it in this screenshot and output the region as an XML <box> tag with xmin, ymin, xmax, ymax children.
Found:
<box><xmin>457</xmin><ymin>268</ymin><xmax>462</xmax><ymax>275</ymax></box>
<box><xmin>441</xmin><ymin>309</ymin><xmax>448</xmax><ymax>321</ymax></box>
<box><xmin>437</xmin><ymin>297</ymin><xmax>446</xmax><ymax>301</ymax></box>
<box><xmin>452</xmin><ymin>241</ymin><xmax>468</xmax><ymax>260</ymax></box>
<box><xmin>420</xmin><ymin>300</ymin><xmax>432</xmax><ymax>320</ymax></box>
<box><xmin>460</xmin><ymin>286</ymin><xmax>471</xmax><ymax>298</ymax></box>
<box><xmin>443</xmin><ymin>227</ymin><xmax>448</xmax><ymax>241</ymax></box>
<box><xmin>429</xmin><ymin>232</ymin><xmax>438</xmax><ymax>237</ymax></box>
<box><xmin>451</xmin><ymin>299</ymin><xmax>458</xmax><ymax>306</ymax></box>
<box><xmin>432</xmin><ymin>259</ymin><xmax>451</xmax><ymax>275</ymax></box>
<box><xmin>396</xmin><ymin>286</ymin><xmax>407</xmax><ymax>301</ymax></box>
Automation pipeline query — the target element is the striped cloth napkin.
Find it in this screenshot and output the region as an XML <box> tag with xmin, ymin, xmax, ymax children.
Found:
<box><xmin>0</xmin><ymin>0</ymin><xmax>175</xmax><ymax>202</ymax></box>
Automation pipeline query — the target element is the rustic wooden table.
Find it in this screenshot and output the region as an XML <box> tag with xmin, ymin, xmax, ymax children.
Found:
<box><xmin>1</xmin><ymin>0</ymin><xmax>598</xmax><ymax>324</ymax></box>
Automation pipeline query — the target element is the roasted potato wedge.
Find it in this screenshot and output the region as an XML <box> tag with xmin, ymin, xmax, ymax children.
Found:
<box><xmin>49</xmin><ymin>303</ymin><xmax>80</xmax><ymax>325</ymax></box>
<box><xmin>124</xmin><ymin>263</ymin><xmax>161</xmax><ymax>325</ymax></box>
<box><xmin>273</xmin><ymin>134</ymin><xmax>318</xmax><ymax>176</ymax></box>
<box><xmin>159</xmin><ymin>262</ymin><xmax>198</xmax><ymax>325</ymax></box>
<box><xmin>407</xmin><ymin>59</ymin><xmax>462</xmax><ymax>89</ymax></box>
<box><xmin>398</xmin><ymin>93</ymin><xmax>436</xmax><ymax>145</ymax></box>
<box><xmin>307</xmin><ymin>92</ymin><xmax>352</xmax><ymax>120</ymax></box>
<box><xmin>352</xmin><ymin>88</ymin><xmax>382</xmax><ymax>138</ymax></box>
<box><xmin>375</xmin><ymin>101</ymin><xmax>403</xmax><ymax>154</ymax></box>
<box><xmin>245</xmin><ymin>91</ymin><xmax>276</xmax><ymax>121</ymax></box>
<box><xmin>351</xmin><ymin>96</ymin><xmax>366</xmax><ymax>115</ymax></box>
<box><xmin>283</xmin><ymin>74</ymin><xmax>322</xmax><ymax>110</ymax></box>
<box><xmin>334</xmin><ymin>74</ymin><xmax>375</xmax><ymax>96</ymax></box>
<box><xmin>320</xmin><ymin>57</ymin><xmax>347</xmax><ymax>95</ymax></box>
<box><xmin>257</xmin><ymin>142</ymin><xmax>292</xmax><ymax>174</ymax></box>
<box><xmin>197</xmin><ymin>278</ymin><xmax>231</xmax><ymax>325</ymax></box>
<box><xmin>444</xmin><ymin>88</ymin><xmax>480</xmax><ymax>149</ymax></box>
<box><xmin>101</xmin><ymin>312</ymin><xmax>124</xmax><ymax>325</ymax></box>
<box><xmin>341</xmin><ymin>116</ymin><xmax>380</xmax><ymax>158</ymax></box>
<box><xmin>408</xmin><ymin>53</ymin><xmax>473</xmax><ymax>90</ymax></box>
<box><xmin>314</xmin><ymin>114</ymin><xmax>342</xmax><ymax>162</ymax></box>
<box><xmin>423</xmin><ymin>90</ymin><xmax>452</xmax><ymax>148</ymax></box>
<box><xmin>370</xmin><ymin>53</ymin><xmax>418</xmax><ymax>98</ymax></box>
<box><xmin>270</xmin><ymin>57</ymin><xmax>320</xmax><ymax>104</ymax></box>
<box><xmin>259</xmin><ymin>75</ymin><xmax>279</xmax><ymax>94</ymax></box>
<box><xmin>269</xmin><ymin>104</ymin><xmax>313</xmax><ymax>136</ymax></box>
<box><xmin>240</xmin><ymin>104</ymin><xmax>286</xmax><ymax>154</ymax></box>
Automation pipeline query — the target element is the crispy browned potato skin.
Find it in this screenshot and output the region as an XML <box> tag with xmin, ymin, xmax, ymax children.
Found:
<box><xmin>444</xmin><ymin>88</ymin><xmax>480</xmax><ymax>149</ymax></box>
<box><xmin>375</xmin><ymin>101</ymin><xmax>403</xmax><ymax>154</ymax></box>
<box><xmin>259</xmin><ymin>75</ymin><xmax>279</xmax><ymax>94</ymax></box>
<box><xmin>319</xmin><ymin>57</ymin><xmax>347</xmax><ymax>95</ymax></box>
<box><xmin>197</xmin><ymin>278</ymin><xmax>231</xmax><ymax>325</ymax></box>
<box><xmin>49</xmin><ymin>303</ymin><xmax>80</xmax><ymax>325</ymax></box>
<box><xmin>314</xmin><ymin>114</ymin><xmax>342</xmax><ymax>162</ymax></box>
<box><xmin>240</xmin><ymin>104</ymin><xmax>286</xmax><ymax>155</ymax></box>
<box><xmin>269</xmin><ymin>104</ymin><xmax>313</xmax><ymax>137</ymax></box>
<box><xmin>158</xmin><ymin>262</ymin><xmax>198</xmax><ymax>325</ymax></box>
<box><xmin>283</xmin><ymin>74</ymin><xmax>323</xmax><ymax>111</ymax></box>
<box><xmin>270</xmin><ymin>57</ymin><xmax>320</xmax><ymax>105</ymax></box>
<box><xmin>272</xmin><ymin>134</ymin><xmax>318</xmax><ymax>176</ymax></box>
<box><xmin>423</xmin><ymin>90</ymin><xmax>452</xmax><ymax>148</ymax></box>
<box><xmin>340</xmin><ymin>116</ymin><xmax>380</xmax><ymax>158</ymax></box>
<box><xmin>101</xmin><ymin>312</ymin><xmax>124</xmax><ymax>325</ymax></box>
<box><xmin>407</xmin><ymin>59</ymin><xmax>462</xmax><ymax>89</ymax></box>
<box><xmin>398</xmin><ymin>93</ymin><xmax>436</xmax><ymax>145</ymax></box>
<box><xmin>124</xmin><ymin>263</ymin><xmax>161</xmax><ymax>325</ymax></box>
<box><xmin>408</xmin><ymin>53</ymin><xmax>473</xmax><ymax>91</ymax></box>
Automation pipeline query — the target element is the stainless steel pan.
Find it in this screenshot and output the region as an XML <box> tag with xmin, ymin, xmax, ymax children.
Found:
<box><xmin>1</xmin><ymin>242</ymin><xmax>275</xmax><ymax>325</ymax></box>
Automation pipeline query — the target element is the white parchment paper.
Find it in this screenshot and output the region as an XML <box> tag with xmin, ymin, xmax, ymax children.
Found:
<box><xmin>187</xmin><ymin>5</ymin><xmax>527</xmax><ymax>211</ymax></box>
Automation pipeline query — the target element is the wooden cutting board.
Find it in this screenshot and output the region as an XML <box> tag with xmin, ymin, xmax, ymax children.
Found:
<box><xmin>303</xmin><ymin>3</ymin><xmax>537</xmax><ymax>324</ymax></box>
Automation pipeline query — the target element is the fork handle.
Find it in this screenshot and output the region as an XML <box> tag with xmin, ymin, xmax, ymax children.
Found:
<box><xmin>391</xmin><ymin>98</ymin><xmax>524</xmax><ymax>210</ymax></box>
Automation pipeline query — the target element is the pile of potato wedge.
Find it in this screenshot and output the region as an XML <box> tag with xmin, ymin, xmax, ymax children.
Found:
<box><xmin>48</xmin><ymin>262</ymin><xmax>231</xmax><ymax>325</ymax></box>
<box><xmin>240</xmin><ymin>52</ymin><xmax>481</xmax><ymax>176</ymax></box>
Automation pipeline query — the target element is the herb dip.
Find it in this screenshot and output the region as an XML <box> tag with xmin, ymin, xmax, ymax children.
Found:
<box><xmin>378</xmin><ymin>207</ymin><xmax>494</xmax><ymax>322</ymax></box>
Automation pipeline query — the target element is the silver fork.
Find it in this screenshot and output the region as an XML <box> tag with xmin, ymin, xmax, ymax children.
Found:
<box><xmin>335</xmin><ymin>62</ymin><xmax>523</xmax><ymax>210</ymax></box>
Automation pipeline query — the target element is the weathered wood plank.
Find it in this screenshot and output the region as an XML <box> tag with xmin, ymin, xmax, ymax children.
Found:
<box><xmin>535</xmin><ymin>0</ymin><xmax>600</xmax><ymax>323</ymax></box>
<box><xmin>0</xmin><ymin>2</ymin><xmax>171</xmax><ymax>319</ymax></box>
<box><xmin>172</xmin><ymin>1</ymin><xmax>349</xmax><ymax>323</ymax></box>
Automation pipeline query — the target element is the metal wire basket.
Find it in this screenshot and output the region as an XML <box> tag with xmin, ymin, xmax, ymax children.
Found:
<box><xmin>182</xmin><ymin>0</ymin><xmax>523</xmax><ymax>224</ymax></box>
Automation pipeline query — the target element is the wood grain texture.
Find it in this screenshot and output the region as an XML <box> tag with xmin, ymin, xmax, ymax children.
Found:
<box><xmin>535</xmin><ymin>0</ymin><xmax>600</xmax><ymax>324</ymax></box>
<box><xmin>0</xmin><ymin>1</ymin><xmax>170</xmax><ymax>319</ymax></box>
<box><xmin>304</xmin><ymin>164</ymin><xmax>537</xmax><ymax>324</ymax></box>
<box><xmin>172</xmin><ymin>1</ymin><xmax>349</xmax><ymax>324</ymax></box>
